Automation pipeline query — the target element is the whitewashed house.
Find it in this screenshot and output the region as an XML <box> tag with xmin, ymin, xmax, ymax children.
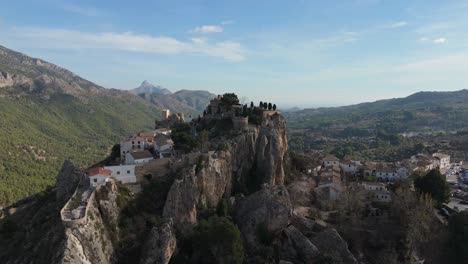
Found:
<box><xmin>125</xmin><ymin>150</ymin><xmax>154</xmax><ymax>165</ymax></box>
<box><xmin>120</xmin><ymin>136</ymin><xmax>148</xmax><ymax>160</ymax></box>
<box><xmin>104</xmin><ymin>165</ymin><xmax>136</xmax><ymax>184</ymax></box>
<box><xmin>322</xmin><ymin>155</ymin><xmax>340</xmax><ymax>167</ymax></box>
<box><xmin>340</xmin><ymin>161</ymin><xmax>360</xmax><ymax>174</ymax></box>
<box><xmin>432</xmin><ymin>153</ymin><xmax>450</xmax><ymax>171</ymax></box>
<box><xmin>88</xmin><ymin>165</ymin><xmax>136</xmax><ymax>187</ymax></box>
<box><xmin>375</xmin><ymin>167</ymin><xmax>398</xmax><ymax>181</ymax></box>
<box><xmin>397</xmin><ymin>166</ymin><xmax>409</xmax><ymax>178</ymax></box>
<box><xmin>361</xmin><ymin>182</ymin><xmax>392</xmax><ymax>202</ymax></box>
<box><xmin>154</xmin><ymin>134</ymin><xmax>175</xmax><ymax>159</ymax></box>
<box><xmin>88</xmin><ymin>168</ymin><xmax>112</xmax><ymax>187</ymax></box>
<box><xmin>372</xmin><ymin>190</ymin><xmax>392</xmax><ymax>202</ymax></box>
<box><xmin>362</xmin><ymin>182</ymin><xmax>386</xmax><ymax>191</ymax></box>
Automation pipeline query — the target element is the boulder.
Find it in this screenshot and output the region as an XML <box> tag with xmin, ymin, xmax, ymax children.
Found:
<box><xmin>234</xmin><ymin>184</ymin><xmax>292</xmax><ymax>249</ymax></box>
<box><xmin>291</xmin><ymin>214</ymin><xmax>327</xmax><ymax>237</ymax></box>
<box><xmin>310</xmin><ymin>229</ymin><xmax>358</xmax><ymax>264</ymax></box>
<box><xmin>279</xmin><ymin>225</ymin><xmax>320</xmax><ymax>263</ymax></box>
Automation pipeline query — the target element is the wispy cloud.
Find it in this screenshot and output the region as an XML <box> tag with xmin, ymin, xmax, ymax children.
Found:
<box><xmin>389</xmin><ymin>21</ymin><xmax>408</xmax><ymax>28</ymax></box>
<box><xmin>191</xmin><ymin>25</ymin><xmax>224</xmax><ymax>34</ymax></box>
<box><xmin>7</xmin><ymin>27</ymin><xmax>245</xmax><ymax>61</ymax></box>
<box><xmin>433</xmin><ymin>37</ymin><xmax>447</xmax><ymax>44</ymax></box>
<box><xmin>60</xmin><ymin>3</ymin><xmax>103</xmax><ymax>17</ymax></box>
<box><xmin>221</xmin><ymin>20</ymin><xmax>234</xmax><ymax>25</ymax></box>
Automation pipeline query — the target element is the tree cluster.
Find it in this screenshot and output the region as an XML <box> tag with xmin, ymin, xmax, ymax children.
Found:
<box><xmin>414</xmin><ymin>169</ymin><xmax>450</xmax><ymax>205</ymax></box>
<box><xmin>258</xmin><ymin>101</ymin><xmax>276</xmax><ymax>111</ymax></box>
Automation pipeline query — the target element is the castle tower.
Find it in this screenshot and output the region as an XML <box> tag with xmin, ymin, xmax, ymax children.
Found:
<box><xmin>162</xmin><ymin>109</ymin><xmax>170</xmax><ymax>120</ymax></box>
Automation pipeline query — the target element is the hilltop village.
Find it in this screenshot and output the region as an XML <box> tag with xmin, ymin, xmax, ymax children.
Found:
<box><xmin>60</xmin><ymin>93</ymin><xmax>280</xmax><ymax>223</ymax></box>
<box><xmin>0</xmin><ymin>92</ymin><xmax>452</xmax><ymax>264</ymax></box>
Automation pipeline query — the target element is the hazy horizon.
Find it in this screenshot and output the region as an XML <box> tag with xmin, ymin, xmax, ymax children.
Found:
<box><xmin>1</xmin><ymin>0</ymin><xmax>468</xmax><ymax>106</ymax></box>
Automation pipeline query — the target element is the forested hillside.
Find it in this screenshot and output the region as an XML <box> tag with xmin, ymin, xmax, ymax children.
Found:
<box><xmin>0</xmin><ymin>46</ymin><xmax>161</xmax><ymax>206</ymax></box>
<box><xmin>286</xmin><ymin>89</ymin><xmax>468</xmax><ymax>161</ymax></box>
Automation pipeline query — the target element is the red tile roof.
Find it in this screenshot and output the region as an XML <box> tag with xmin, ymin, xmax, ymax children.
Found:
<box><xmin>87</xmin><ymin>167</ymin><xmax>112</xmax><ymax>177</ymax></box>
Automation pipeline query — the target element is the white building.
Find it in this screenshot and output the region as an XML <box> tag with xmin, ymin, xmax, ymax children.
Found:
<box><xmin>432</xmin><ymin>153</ymin><xmax>450</xmax><ymax>171</ymax></box>
<box><xmin>397</xmin><ymin>166</ymin><xmax>409</xmax><ymax>178</ymax></box>
<box><xmin>340</xmin><ymin>161</ymin><xmax>360</xmax><ymax>174</ymax></box>
<box><xmin>125</xmin><ymin>150</ymin><xmax>154</xmax><ymax>165</ymax></box>
<box><xmin>88</xmin><ymin>168</ymin><xmax>112</xmax><ymax>187</ymax></box>
<box><xmin>375</xmin><ymin>168</ymin><xmax>399</xmax><ymax>181</ymax></box>
<box><xmin>154</xmin><ymin>134</ymin><xmax>175</xmax><ymax>159</ymax></box>
<box><xmin>362</xmin><ymin>182</ymin><xmax>386</xmax><ymax>191</ymax></box>
<box><xmin>104</xmin><ymin>165</ymin><xmax>136</xmax><ymax>184</ymax></box>
<box><xmin>120</xmin><ymin>137</ymin><xmax>147</xmax><ymax>159</ymax></box>
<box><xmin>372</xmin><ymin>191</ymin><xmax>392</xmax><ymax>202</ymax></box>
<box><xmin>361</xmin><ymin>182</ymin><xmax>392</xmax><ymax>202</ymax></box>
<box><xmin>88</xmin><ymin>165</ymin><xmax>136</xmax><ymax>187</ymax></box>
<box><xmin>322</xmin><ymin>155</ymin><xmax>340</xmax><ymax>167</ymax></box>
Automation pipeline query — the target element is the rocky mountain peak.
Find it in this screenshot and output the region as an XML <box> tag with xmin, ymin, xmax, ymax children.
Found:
<box><xmin>131</xmin><ymin>80</ymin><xmax>172</xmax><ymax>95</ymax></box>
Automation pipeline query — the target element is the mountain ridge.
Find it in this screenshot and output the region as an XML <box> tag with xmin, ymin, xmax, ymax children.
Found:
<box><xmin>130</xmin><ymin>80</ymin><xmax>172</xmax><ymax>95</ymax></box>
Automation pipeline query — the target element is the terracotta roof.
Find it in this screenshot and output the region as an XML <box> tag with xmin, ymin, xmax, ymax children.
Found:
<box><xmin>138</xmin><ymin>131</ymin><xmax>156</xmax><ymax>138</ymax></box>
<box><xmin>87</xmin><ymin>167</ymin><xmax>112</xmax><ymax>177</ymax></box>
<box><xmin>323</xmin><ymin>155</ymin><xmax>339</xmax><ymax>161</ymax></box>
<box><xmin>129</xmin><ymin>150</ymin><xmax>153</xmax><ymax>160</ymax></box>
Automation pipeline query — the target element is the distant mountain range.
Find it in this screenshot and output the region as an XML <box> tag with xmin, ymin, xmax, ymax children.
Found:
<box><xmin>286</xmin><ymin>89</ymin><xmax>468</xmax><ymax>133</ymax></box>
<box><xmin>129</xmin><ymin>81</ymin><xmax>215</xmax><ymax>115</ymax></box>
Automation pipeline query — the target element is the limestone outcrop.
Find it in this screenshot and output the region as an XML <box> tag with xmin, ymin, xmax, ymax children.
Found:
<box><xmin>230</xmin><ymin>113</ymin><xmax>288</xmax><ymax>192</ymax></box>
<box><xmin>58</xmin><ymin>196</ymin><xmax>114</xmax><ymax>264</ymax></box>
<box><xmin>163</xmin><ymin>151</ymin><xmax>232</xmax><ymax>229</ymax></box>
<box><xmin>140</xmin><ymin>219</ymin><xmax>177</xmax><ymax>264</ymax></box>
<box><xmin>234</xmin><ymin>184</ymin><xmax>292</xmax><ymax>249</ymax></box>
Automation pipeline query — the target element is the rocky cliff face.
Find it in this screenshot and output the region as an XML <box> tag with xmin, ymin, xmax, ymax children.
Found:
<box><xmin>58</xmin><ymin>181</ymin><xmax>120</xmax><ymax>264</ymax></box>
<box><xmin>163</xmin><ymin>113</ymin><xmax>288</xmax><ymax>231</ymax></box>
<box><xmin>140</xmin><ymin>219</ymin><xmax>177</xmax><ymax>264</ymax></box>
<box><xmin>230</xmin><ymin>112</ymin><xmax>288</xmax><ymax>192</ymax></box>
<box><xmin>234</xmin><ymin>184</ymin><xmax>292</xmax><ymax>249</ymax></box>
<box><xmin>163</xmin><ymin>151</ymin><xmax>232</xmax><ymax>229</ymax></box>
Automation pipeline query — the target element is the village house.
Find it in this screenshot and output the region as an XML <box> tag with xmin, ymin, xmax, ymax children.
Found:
<box><xmin>373</xmin><ymin>190</ymin><xmax>392</xmax><ymax>202</ymax></box>
<box><xmin>154</xmin><ymin>134</ymin><xmax>175</xmax><ymax>159</ymax></box>
<box><xmin>322</xmin><ymin>155</ymin><xmax>340</xmax><ymax>167</ymax></box>
<box><xmin>88</xmin><ymin>165</ymin><xmax>136</xmax><ymax>187</ymax></box>
<box><xmin>316</xmin><ymin>166</ymin><xmax>342</xmax><ymax>200</ymax></box>
<box><xmin>375</xmin><ymin>166</ymin><xmax>399</xmax><ymax>181</ymax></box>
<box><xmin>361</xmin><ymin>182</ymin><xmax>392</xmax><ymax>202</ymax></box>
<box><xmin>432</xmin><ymin>153</ymin><xmax>450</xmax><ymax>172</ymax></box>
<box><xmin>125</xmin><ymin>150</ymin><xmax>154</xmax><ymax>165</ymax></box>
<box><xmin>120</xmin><ymin>136</ymin><xmax>148</xmax><ymax>160</ymax></box>
<box><xmin>359</xmin><ymin>161</ymin><xmax>377</xmax><ymax>177</ymax></box>
<box><xmin>340</xmin><ymin>160</ymin><xmax>360</xmax><ymax>174</ymax></box>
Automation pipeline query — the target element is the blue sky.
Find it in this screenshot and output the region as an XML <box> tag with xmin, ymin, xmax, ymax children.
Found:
<box><xmin>1</xmin><ymin>0</ymin><xmax>468</xmax><ymax>107</ymax></box>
